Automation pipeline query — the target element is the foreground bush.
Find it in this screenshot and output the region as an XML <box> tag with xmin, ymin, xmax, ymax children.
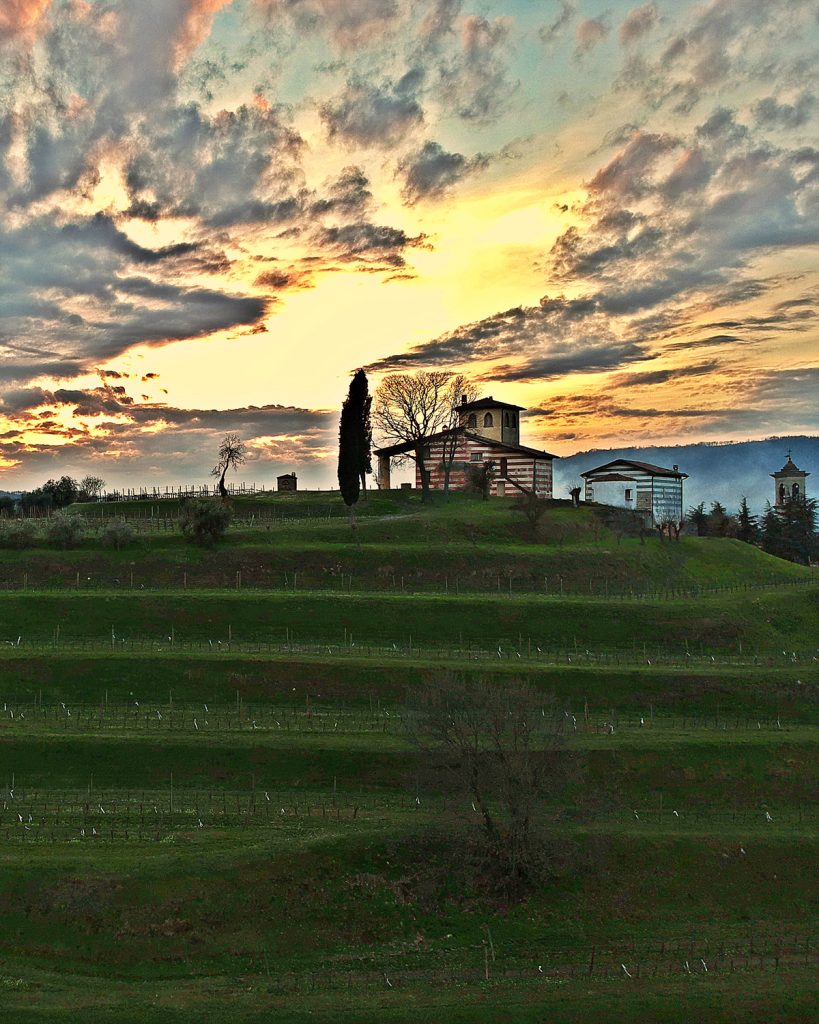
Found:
<box><xmin>0</xmin><ymin>519</ymin><xmax>38</xmax><ymax>549</ymax></box>
<box><xmin>101</xmin><ymin>519</ymin><xmax>136</xmax><ymax>550</ymax></box>
<box><xmin>45</xmin><ymin>511</ymin><xmax>86</xmax><ymax>549</ymax></box>
<box><xmin>179</xmin><ymin>498</ymin><xmax>231</xmax><ymax>544</ymax></box>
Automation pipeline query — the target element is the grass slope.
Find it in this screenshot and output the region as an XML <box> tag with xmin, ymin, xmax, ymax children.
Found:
<box><xmin>0</xmin><ymin>492</ymin><xmax>814</xmax><ymax>1021</ymax></box>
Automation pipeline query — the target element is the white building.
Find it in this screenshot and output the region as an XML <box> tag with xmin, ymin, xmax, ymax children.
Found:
<box><xmin>581</xmin><ymin>459</ymin><xmax>687</xmax><ymax>526</ymax></box>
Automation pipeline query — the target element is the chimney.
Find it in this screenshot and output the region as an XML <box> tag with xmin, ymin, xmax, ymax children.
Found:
<box><xmin>672</xmin><ymin>464</ymin><xmax>679</xmax><ymax>472</ymax></box>
<box><xmin>460</xmin><ymin>394</ymin><xmax>467</xmax><ymax>405</ymax></box>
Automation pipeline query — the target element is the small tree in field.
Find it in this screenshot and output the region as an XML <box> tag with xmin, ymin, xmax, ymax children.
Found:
<box><xmin>512</xmin><ymin>489</ymin><xmax>550</xmax><ymax>537</ymax></box>
<box><xmin>179</xmin><ymin>498</ymin><xmax>231</xmax><ymax>544</ymax></box>
<box><xmin>212</xmin><ymin>434</ymin><xmax>247</xmax><ymax>498</ymax></box>
<box><xmin>467</xmin><ymin>459</ymin><xmax>496</xmax><ymax>500</ymax></box>
<box><xmin>46</xmin><ymin>511</ymin><xmax>85</xmax><ymax>548</ymax></box>
<box><xmin>101</xmin><ymin>519</ymin><xmax>136</xmax><ymax>550</ymax></box>
<box><xmin>406</xmin><ymin>674</ymin><xmax>570</xmax><ymax>891</ymax></box>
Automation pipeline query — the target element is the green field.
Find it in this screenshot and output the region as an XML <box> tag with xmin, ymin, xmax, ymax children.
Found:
<box><xmin>0</xmin><ymin>494</ymin><xmax>816</xmax><ymax>1022</ymax></box>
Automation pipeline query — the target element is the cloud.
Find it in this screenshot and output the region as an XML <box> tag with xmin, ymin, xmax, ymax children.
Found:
<box><xmin>619</xmin><ymin>4</ymin><xmax>657</xmax><ymax>46</ymax></box>
<box><xmin>539</xmin><ymin>2</ymin><xmax>576</xmax><ymax>47</ymax></box>
<box><xmin>397</xmin><ymin>140</ymin><xmax>490</xmax><ymax>204</ymax></box>
<box><xmin>575</xmin><ymin>17</ymin><xmax>609</xmax><ymax>58</ymax></box>
<box><xmin>0</xmin><ymin>387</ymin><xmax>337</xmax><ymax>485</ymax></box>
<box><xmin>255</xmin><ymin>0</ymin><xmax>401</xmax><ymax>51</ymax></box>
<box><xmin>437</xmin><ymin>15</ymin><xmax>517</xmax><ymax>122</ymax></box>
<box><xmin>320</xmin><ymin>72</ymin><xmax>424</xmax><ymax>148</ymax></box>
<box><xmin>0</xmin><ymin>214</ymin><xmax>269</xmax><ymax>382</ymax></box>
<box><xmin>753</xmin><ymin>92</ymin><xmax>816</xmax><ymax>130</ymax></box>
<box><xmin>418</xmin><ymin>0</ymin><xmax>462</xmax><ymax>44</ymax></box>
<box><xmin>0</xmin><ymin>0</ymin><xmax>51</xmax><ymax>43</ymax></box>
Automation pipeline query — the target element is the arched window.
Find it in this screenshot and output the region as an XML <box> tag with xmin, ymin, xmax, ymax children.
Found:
<box><xmin>467</xmin><ymin>413</ymin><xmax>477</xmax><ymax>428</ymax></box>
<box><xmin>504</xmin><ymin>413</ymin><xmax>510</xmax><ymax>426</ymax></box>
<box><xmin>779</xmin><ymin>483</ymin><xmax>786</xmax><ymax>503</ymax></box>
<box><xmin>792</xmin><ymin>482</ymin><xmax>800</xmax><ymax>499</ymax></box>
<box><xmin>511</xmin><ymin>414</ymin><xmax>517</xmax><ymax>427</ymax></box>
<box><xmin>483</xmin><ymin>413</ymin><xmax>494</xmax><ymax>427</ymax></box>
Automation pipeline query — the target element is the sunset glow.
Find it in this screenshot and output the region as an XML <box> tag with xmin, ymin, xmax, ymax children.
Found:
<box><xmin>1</xmin><ymin>0</ymin><xmax>817</xmax><ymax>488</ymax></box>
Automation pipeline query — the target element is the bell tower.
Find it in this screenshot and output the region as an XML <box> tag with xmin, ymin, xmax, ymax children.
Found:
<box><xmin>771</xmin><ymin>450</ymin><xmax>809</xmax><ymax>508</ymax></box>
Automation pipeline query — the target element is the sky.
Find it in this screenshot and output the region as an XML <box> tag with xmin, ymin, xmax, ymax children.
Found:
<box><xmin>0</xmin><ymin>0</ymin><xmax>817</xmax><ymax>491</ymax></box>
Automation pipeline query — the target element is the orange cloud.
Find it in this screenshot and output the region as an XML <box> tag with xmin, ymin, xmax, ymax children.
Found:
<box><xmin>0</xmin><ymin>0</ymin><xmax>51</xmax><ymax>42</ymax></box>
<box><xmin>173</xmin><ymin>0</ymin><xmax>234</xmax><ymax>68</ymax></box>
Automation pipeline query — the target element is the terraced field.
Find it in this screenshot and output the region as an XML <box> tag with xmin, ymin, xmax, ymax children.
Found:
<box><xmin>0</xmin><ymin>493</ymin><xmax>816</xmax><ymax>1022</ymax></box>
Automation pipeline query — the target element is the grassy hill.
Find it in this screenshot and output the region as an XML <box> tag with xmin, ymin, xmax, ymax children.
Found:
<box><xmin>0</xmin><ymin>492</ymin><xmax>815</xmax><ymax>1022</ymax></box>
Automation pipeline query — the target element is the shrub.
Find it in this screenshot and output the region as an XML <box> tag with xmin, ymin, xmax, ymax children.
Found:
<box><xmin>45</xmin><ymin>511</ymin><xmax>86</xmax><ymax>548</ymax></box>
<box><xmin>179</xmin><ymin>498</ymin><xmax>231</xmax><ymax>544</ymax></box>
<box><xmin>0</xmin><ymin>520</ymin><xmax>37</xmax><ymax>549</ymax></box>
<box><xmin>101</xmin><ymin>519</ymin><xmax>136</xmax><ymax>550</ymax></box>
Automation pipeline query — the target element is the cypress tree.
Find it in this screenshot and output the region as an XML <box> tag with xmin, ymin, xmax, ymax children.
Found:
<box><xmin>735</xmin><ymin>496</ymin><xmax>759</xmax><ymax>544</ymax></box>
<box><xmin>338</xmin><ymin>369</ymin><xmax>372</xmax><ymax>507</ymax></box>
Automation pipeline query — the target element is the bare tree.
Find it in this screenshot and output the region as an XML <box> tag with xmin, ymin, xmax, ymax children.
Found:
<box><xmin>373</xmin><ymin>371</ymin><xmax>459</xmax><ymax>502</ymax></box>
<box><xmin>212</xmin><ymin>433</ymin><xmax>247</xmax><ymax>498</ymax></box>
<box><xmin>406</xmin><ymin>674</ymin><xmax>569</xmax><ymax>889</ymax></box>
<box><xmin>436</xmin><ymin>375</ymin><xmax>478</xmax><ymax>500</ymax></box>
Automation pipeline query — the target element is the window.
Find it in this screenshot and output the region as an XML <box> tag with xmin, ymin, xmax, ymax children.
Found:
<box><xmin>483</xmin><ymin>412</ymin><xmax>494</xmax><ymax>427</ymax></box>
<box><xmin>422</xmin><ymin>446</ymin><xmax>432</xmax><ymax>461</ymax></box>
<box><xmin>511</xmin><ymin>414</ymin><xmax>517</xmax><ymax>427</ymax></box>
<box><xmin>504</xmin><ymin>413</ymin><xmax>510</xmax><ymax>426</ymax></box>
<box><xmin>467</xmin><ymin>413</ymin><xmax>477</xmax><ymax>428</ymax></box>
<box><xmin>470</xmin><ymin>452</ymin><xmax>483</xmax><ymax>462</ymax></box>
<box><xmin>624</xmin><ymin>489</ymin><xmax>632</xmax><ymax>500</ymax></box>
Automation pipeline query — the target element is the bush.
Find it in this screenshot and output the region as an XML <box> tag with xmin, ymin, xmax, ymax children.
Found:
<box><xmin>101</xmin><ymin>519</ymin><xmax>136</xmax><ymax>550</ymax></box>
<box><xmin>179</xmin><ymin>498</ymin><xmax>231</xmax><ymax>544</ymax></box>
<box><xmin>45</xmin><ymin>511</ymin><xmax>86</xmax><ymax>548</ymax></box>
<box><xmin>0</xmin><ymin>520</ymin><xmax>37</xmax><ymax>549</ymax></box>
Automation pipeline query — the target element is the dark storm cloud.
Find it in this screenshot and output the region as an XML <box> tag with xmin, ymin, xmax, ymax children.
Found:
<box><xmin>753</xmin><ymin>92</ymin><xmax>816</xmax><ymax>130</ymax></box>
<box><xmin>610</xmin><ymin>361</ymin><xmax>720</xmax><ymax>387</ymax></box>
<box><xmin>397</xmin><ymin>140</ymin><xmax>490</xmax><ymax>204</ymax></box>
<box><xmin>320</xmin><ymin>72</ymin><xmax>424</xmax><ymax>148</ymax></box>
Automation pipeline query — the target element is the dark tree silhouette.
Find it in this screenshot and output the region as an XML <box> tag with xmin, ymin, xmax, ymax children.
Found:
<box><xmin>687</xmin><ymin>502</ymin><xmax>708</xmax><ymax>536</ymax></box>
<box><xmin>212</xmin><ymin>434</ymin><xmax>247</xmax><ymax>498</ymax></box>
<box><xmin>373</xmin><ymin>371</ymin><xmax>457</xmax><ymax>502</ymax></box>
<box><xmin>735</xmin><ymin>496</ymin><xmax>759</xmax><ymax>544</ymax></box>
<box><xmin>337</xmin><ymin>369</ymin><xmax>372</xmax><ymax>508</ymax></box>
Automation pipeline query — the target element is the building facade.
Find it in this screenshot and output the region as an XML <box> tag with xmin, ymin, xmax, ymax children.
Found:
<box><xmin>375</xmin><ymin>396</ymin><xmax>556</xmax><ymax>498</ymax></box>
<box><xmin>581</xmin><ymin>459</ymin><xmax>687</xmax><ymax>526</ymax></box>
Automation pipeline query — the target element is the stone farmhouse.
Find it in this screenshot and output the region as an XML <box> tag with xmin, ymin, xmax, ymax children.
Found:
<box><xmin>375</xmin><ymin>396</ymin><xmax>556</xmax><ymax>498</ymax></box>
<box><xmin>581</xmin><ymin>459</ymin><xmax>687</xmax><ymax>526</ymax></box>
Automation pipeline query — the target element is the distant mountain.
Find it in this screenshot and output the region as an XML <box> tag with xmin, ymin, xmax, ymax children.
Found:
<box><xmin>554</xmin><ymin>436</ymin><xmax>818</xmax><ymax>514</ymax></box>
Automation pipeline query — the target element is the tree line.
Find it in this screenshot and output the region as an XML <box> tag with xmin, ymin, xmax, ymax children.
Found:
<box><xmin>688</xmin><ymin>497</ymin><xmax>817</xmax><ymax>565</ymax></box>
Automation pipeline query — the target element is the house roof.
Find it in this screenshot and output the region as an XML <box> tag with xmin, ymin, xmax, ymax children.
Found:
<box><xmin>374</xmin><ymin>427</ymin><xmax>557</xmax><ymax>460</ymax></box>
<box><xmin>458</xmin><ymin>396</ymin><xmax>525</xmax><ymax>412</ymax></box>
<box><xmin>581</xmin><ymin>459</ymin><xmax>688</xmax><ymax>479</ymax></box>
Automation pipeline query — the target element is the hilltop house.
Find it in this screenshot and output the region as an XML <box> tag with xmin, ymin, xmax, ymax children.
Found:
<box><xmin>375</xmin><ymin>396</ymin><xmax>556</xmax><ymax>498</ymax></box>
<box><xmin>581</xmin><ymin>459</ymin><xmax>687</xmax><ymax>526</ymax></box>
